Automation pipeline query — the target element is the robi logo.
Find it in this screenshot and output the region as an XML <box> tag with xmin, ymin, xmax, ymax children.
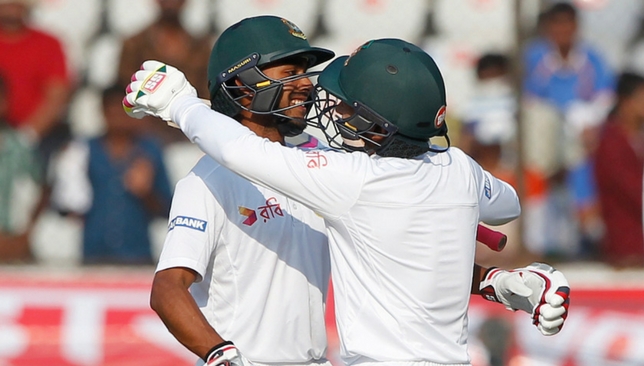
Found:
<box><xmin>143</xmin><ymin>73</ymin><xmax>166</xmax><ymax>93</ymax></box>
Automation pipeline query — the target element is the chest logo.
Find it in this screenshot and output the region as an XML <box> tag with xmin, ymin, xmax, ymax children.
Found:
<box><xmin>239</xmin><ymin>206</ymin><xmax>257</xmax><ymax>226</ymax></box>
<box><xmin>239</xmin><ymin>197</ymin><xmax>284</xmax><ymax>226</ymax></box>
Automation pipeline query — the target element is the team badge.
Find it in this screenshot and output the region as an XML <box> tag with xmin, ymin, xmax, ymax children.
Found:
<box><xmin>434</xmin><ymin>105</ymin><xmax>446</xmax><ymax>128</ymax></box>
<box><xmin>344</xmin><ymin>40</ymin><xmax>374</xmax><ymax>66</ymax></box>
<box><xmin>281</xmin><ymin>19</ymin><xmax>306</xmax><ymax>40</ymax></box>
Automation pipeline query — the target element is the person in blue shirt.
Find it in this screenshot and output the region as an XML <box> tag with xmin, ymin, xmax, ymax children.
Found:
<box><xmin>523</xmin><ymin>2</ymin><xmax>612</xmax><ymax>258</ymax></box>
<box><xmin>52</xmin><ymin>85</ymin><xmax>173</xmax><ymax>265</ymax></box>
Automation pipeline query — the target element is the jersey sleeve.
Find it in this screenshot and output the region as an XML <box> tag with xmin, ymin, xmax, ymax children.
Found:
<box><xmin>466</xmin><ymin>154</ymin><xmax>521</xmax><ymax>225</ymax></box>
<box><xmin>156</xmin><ymin>173</ymin><xmax>217</xmax><ymax>281</ymax></box>
<box><xmin>172</xmin><ymin>97</ymin><xmax>365</xmax><ymax>218</ymax></box>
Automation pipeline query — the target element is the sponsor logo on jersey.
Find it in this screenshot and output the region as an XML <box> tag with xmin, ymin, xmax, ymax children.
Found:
<box><xmin>281</xmin><ymin>18</ymin><xmax>306</xmax><ymax>40</ymax></box>
<box><xmin>306</xmin><ymin>151</ymin><xmax>328</xmax><ymax>169</ymax></box>
<box><xmin>239</xmin><ymin>197</ymin><xmax>285</xmax><ymax>226</ymax></box>
<box><xmin>239</xmin><ymin>206</ymin><xmax>257</xmax><ymax>226</ymax></box>
<box><xmin>168</xmin><ymin>216</ymin><xmax>207</xmax><ymax>232</ymax></box>
<box><xmin>484</xmin><ymin>177</ymin><xmax>492</xmax><ymax>199</ymax></box>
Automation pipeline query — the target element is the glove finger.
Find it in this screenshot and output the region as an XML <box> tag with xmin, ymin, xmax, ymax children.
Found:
<box><xmin>538</xmin><ymin>314</ymin><xmax>564</xmax><ymax>330</ymax></box>
<box><xmin>134</xmin><ymin>70</ymin><xmax>154</xmax><ymax>85</ymax></box>
<box><xmin>141</xmin><ymin>60</ymin><xmax>166</xmax><ymax>71</ymax></box>
<box><xmin>123</xmin><ymin>91</ymin><xmax>148</xmax><ymax>119</ymax></box>
<box><xmin>537</xmin><ymin>323</ymin><xmax>561</xmax><ymax>336</ymax></box>
<box><xmin>540</xmin><ymin>303</ymin><xmax>566</xmax><ymax>321</ymax></box>
<box><xmin>546</xmin><ymin>287</ymin><xmax>570</xmax><ymax>306</ymax></box>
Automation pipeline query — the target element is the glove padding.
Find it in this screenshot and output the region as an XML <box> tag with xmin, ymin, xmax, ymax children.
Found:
<box><xmin>204</xmin><ymin>341</ymin><xmax>245</xmax><ymax>366</ymax></box>
<box><xmin>480</xmin><ymin>262</ymin><xmax>570</xmax><ymax>336</ymax></box>
<box><xmin>122</xmin><ymin>60</ymin><xmax>197</xmax><ymax>127</ymax></box>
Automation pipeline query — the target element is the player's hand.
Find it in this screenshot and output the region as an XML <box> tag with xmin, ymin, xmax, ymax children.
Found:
<box><xmin>479</xmin><ymin>262</ymin><xmax>570</xmax><ymax>336</ymax></box>
<box><xmin>204</xmin><ymin>341</ymin><xmax>245</xmax><ymax>366</ymax></box>
<box><xmin>122</xmin><ymin>60</ymin><xmax>197</xmax><ymax>125</ymax></box>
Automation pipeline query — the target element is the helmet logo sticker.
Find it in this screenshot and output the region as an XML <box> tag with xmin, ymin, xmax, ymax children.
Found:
<box><xmin>434</xmin><ymin>105</ymin><xmax>446</xmax><ymax>128</ymax></box>
<box><xmin>344</xmin><ymin>40</ymin><xmax>375</xmax><ymax>66</ymax></box>
<box><xmin>281</xmin><ymin>19</ymin><xmax>307</xmax><ymax>40</ymax></box>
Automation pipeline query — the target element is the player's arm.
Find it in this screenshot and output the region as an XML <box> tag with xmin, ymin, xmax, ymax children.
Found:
<box><xmin>123</xmin><ymin>62</ymin><xmax>363</xmax><ymax>217</ymax></box>
<box><xmin>154</xmin><ymin>175</ymin><xmax>245</xmax><ymax>365</ymax></box>
<box><xmin>150</xmin><ymin>267</ymin><xmax>222</xmax><ymax>358</ymax></box>
<box><xmin>151</xmin><ymin>268</ymin><xmax>244</xmax><ymax>365</ymax></box>
<box><xmin>465</xmin><ymin>152</ymin><xmax>521</xmax><ymax>225</ymax></box>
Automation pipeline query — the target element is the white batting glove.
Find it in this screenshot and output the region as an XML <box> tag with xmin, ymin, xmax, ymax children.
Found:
<box><xmin>122</xmin><ymin>60</ymin><xmax>197</xmax><ymax>126</ymax></box>
<box><xmin>479</xmin><ymin>262</ymin><xmax>570</xmax><ymax>336</ymax></box>
<box><xmin>204</xmin><ymin>341</ymin><xmax>245</xmax><ymax>366</ymax></box>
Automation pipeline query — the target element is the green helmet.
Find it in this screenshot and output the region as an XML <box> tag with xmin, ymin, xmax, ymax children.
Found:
<box><xmin>312</xmin><ymin>38</ymin><xmax>449</xmax><ymax>157</ymax></box>
<box><xmin>208</xmin><ymin>15</ymin><xmax>334</xmax><ymax>128</ymax></box>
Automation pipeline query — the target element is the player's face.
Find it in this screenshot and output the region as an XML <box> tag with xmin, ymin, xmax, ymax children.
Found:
<box><xmin>262</xmin><ymin>60</ymin><xmax>313</xmax><ymax>122</ymax></box>
<box><xmin>334</xmin><ymin>101</ymin><xmax>356</xmax><ymax>119</ymax></box>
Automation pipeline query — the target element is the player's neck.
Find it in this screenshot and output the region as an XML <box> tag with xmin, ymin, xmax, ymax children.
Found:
<box><xmin>239</xmin><ymin>114</ymin><xmax>285</xmax><ymax>145</ymax></box>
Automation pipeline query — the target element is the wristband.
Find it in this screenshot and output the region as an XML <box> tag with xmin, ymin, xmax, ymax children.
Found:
<box><xmin>203</xmin><ymin>340</ymin><xmax>235</xmax><ymax>363</ymax></box>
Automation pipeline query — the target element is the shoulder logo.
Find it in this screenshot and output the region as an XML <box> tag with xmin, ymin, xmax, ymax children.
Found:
<box><xmin>434</xmin><ymin>105</ymin><xmax>446</xmax><ymax>128</ymax></box>
<box><xmin>169</xmin><ymin>216</ymin><xmax>207</xmax><ymax>232</ymax></box>
<box><xmin>281</xmin><ymin>19</ymin><xmax>306</xmax><ymax>40</ymax></box>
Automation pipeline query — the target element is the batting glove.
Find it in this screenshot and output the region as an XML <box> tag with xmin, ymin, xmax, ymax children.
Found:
<box><xmin>479</xmin><ymin>262</ymin><xmax>570</xmax><ymax>336</ymax></box>
<box><xmin>204</xmin><ymin>341</ymin><xmax>245</xmax><ymax>366</ymax></box>
<box><xmin>122</xmin><ymin>60</ymin><xmax>197</xmax><ymax>127</ymax></box>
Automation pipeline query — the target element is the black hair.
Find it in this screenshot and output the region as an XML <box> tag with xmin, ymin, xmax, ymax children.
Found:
<box><xmin>546</xmin><ymin>2</ymin><xmax>578</xmax><ymax>21</ymax></box>
<box><xmin>616</xmin><ymin>72</ymin><xmax>644</xmax><ymax>102</ymax></box>
<box><xmin>476</xmin><ymin>53</ymin><xmax>509</xmax><ymax>77</ymax></box>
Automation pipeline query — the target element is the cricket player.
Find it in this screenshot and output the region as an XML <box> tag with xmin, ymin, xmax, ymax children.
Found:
<box><xmin>147</xmin><ymin>16</ymin><xmax>335</xmax><ymax>366</ymax></box>
<box><xmin>124</xmin><ymin>38</ymin><xmax>570</xmax><ymax>366</ymax></box>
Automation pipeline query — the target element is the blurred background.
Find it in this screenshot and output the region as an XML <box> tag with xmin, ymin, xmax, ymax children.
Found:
<box><xmin>0</xmin><ymin>0</ymin><xmax>643</xmax><ymax>365</ymax></box>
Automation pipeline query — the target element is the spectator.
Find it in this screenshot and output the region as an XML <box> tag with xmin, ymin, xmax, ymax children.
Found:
<box><xmin>0</xmin><ymin>0</ymin><xmax>72</xmax><ymax>165</ymax></box>
<box><xmin>461</xmin><ymin>53</ymin><xmax>549</xmax><ymax>267</ymax></box>
<box><xmin>117</xmin><ymin>0</ymin><xmax>212</xmax><ymax>145</ymax></box>
<box><xmin>523</xmin><ymin>2</ymin><xmax>611</xmax><ymax>258</ymax></box>
<box><xmin>593</xmin><ymin>72</ymin><xmax>644</xmax><ymax>268</ymax></box>
<box><xmin>51</xmin><ymin>85</ymin><xmax>172</xmax><ymax>265</ymax></box>
<box><xmin>0</xmin><ymin>73</ymin><xmax>43</xmax><ymax>263</ymax></box>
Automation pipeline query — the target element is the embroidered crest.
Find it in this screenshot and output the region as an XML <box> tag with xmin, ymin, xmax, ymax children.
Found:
<box><xmin>344</xmin><ymin>40</ymin><xmax>374</xmax><ymax>66</ymax></box>
<box><xmin>281</xmin><ymin>18</ymin><xmax>306</xmax><ymax>40</ymax></box>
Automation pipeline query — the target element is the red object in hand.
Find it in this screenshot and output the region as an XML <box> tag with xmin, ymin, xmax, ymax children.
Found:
<box><xmin>476</xmin><ymin>225</ymin><xmax>507</xmax><ymax>252</ymax></box>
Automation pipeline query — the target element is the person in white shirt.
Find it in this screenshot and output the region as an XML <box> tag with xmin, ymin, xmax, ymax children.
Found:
<box><xmin>147</xmin><ymin>16</ymin><xmax>335</xmax><ymax>366</ymax></box>
<box><xmin>124</xmin><ymin>38</ymin><xmax>571</xmax><ymax>366</ymax></box>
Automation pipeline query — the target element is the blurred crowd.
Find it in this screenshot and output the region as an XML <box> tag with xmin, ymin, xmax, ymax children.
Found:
<box><xmin>0</xmin><ymin>0</ymin><xmax>643</xmax><ymax>269</ymax></box>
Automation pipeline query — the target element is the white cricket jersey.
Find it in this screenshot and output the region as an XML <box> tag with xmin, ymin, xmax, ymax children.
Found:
<box><xmin>171</xmin><ymin>97</ymin><xmax>521</xmax><ymax>366</ymax></box>
<box><xmin>156</xmin><ymin>153</ymin><xmax>331</xmax><ymax>365</ymax></box>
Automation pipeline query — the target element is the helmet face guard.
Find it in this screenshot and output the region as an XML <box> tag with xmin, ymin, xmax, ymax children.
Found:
<box><xmin>310</xmin><ymin>86</ymin><xmax>398</xmax><ymax>154</ymax></box>
<box><xmin>216</xmin><ymin>53</ymin><xmax>320</xmax><ymax>127</ymax></box>
<box><xmin>207</xmin><ymin>16</ymin><xmax>335</xmax><ymax>136</ymax></box>
<box><xmin>311</xmin><ymin>39</ymin><xmax>451</xmax><ymax>157</ymax></box>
